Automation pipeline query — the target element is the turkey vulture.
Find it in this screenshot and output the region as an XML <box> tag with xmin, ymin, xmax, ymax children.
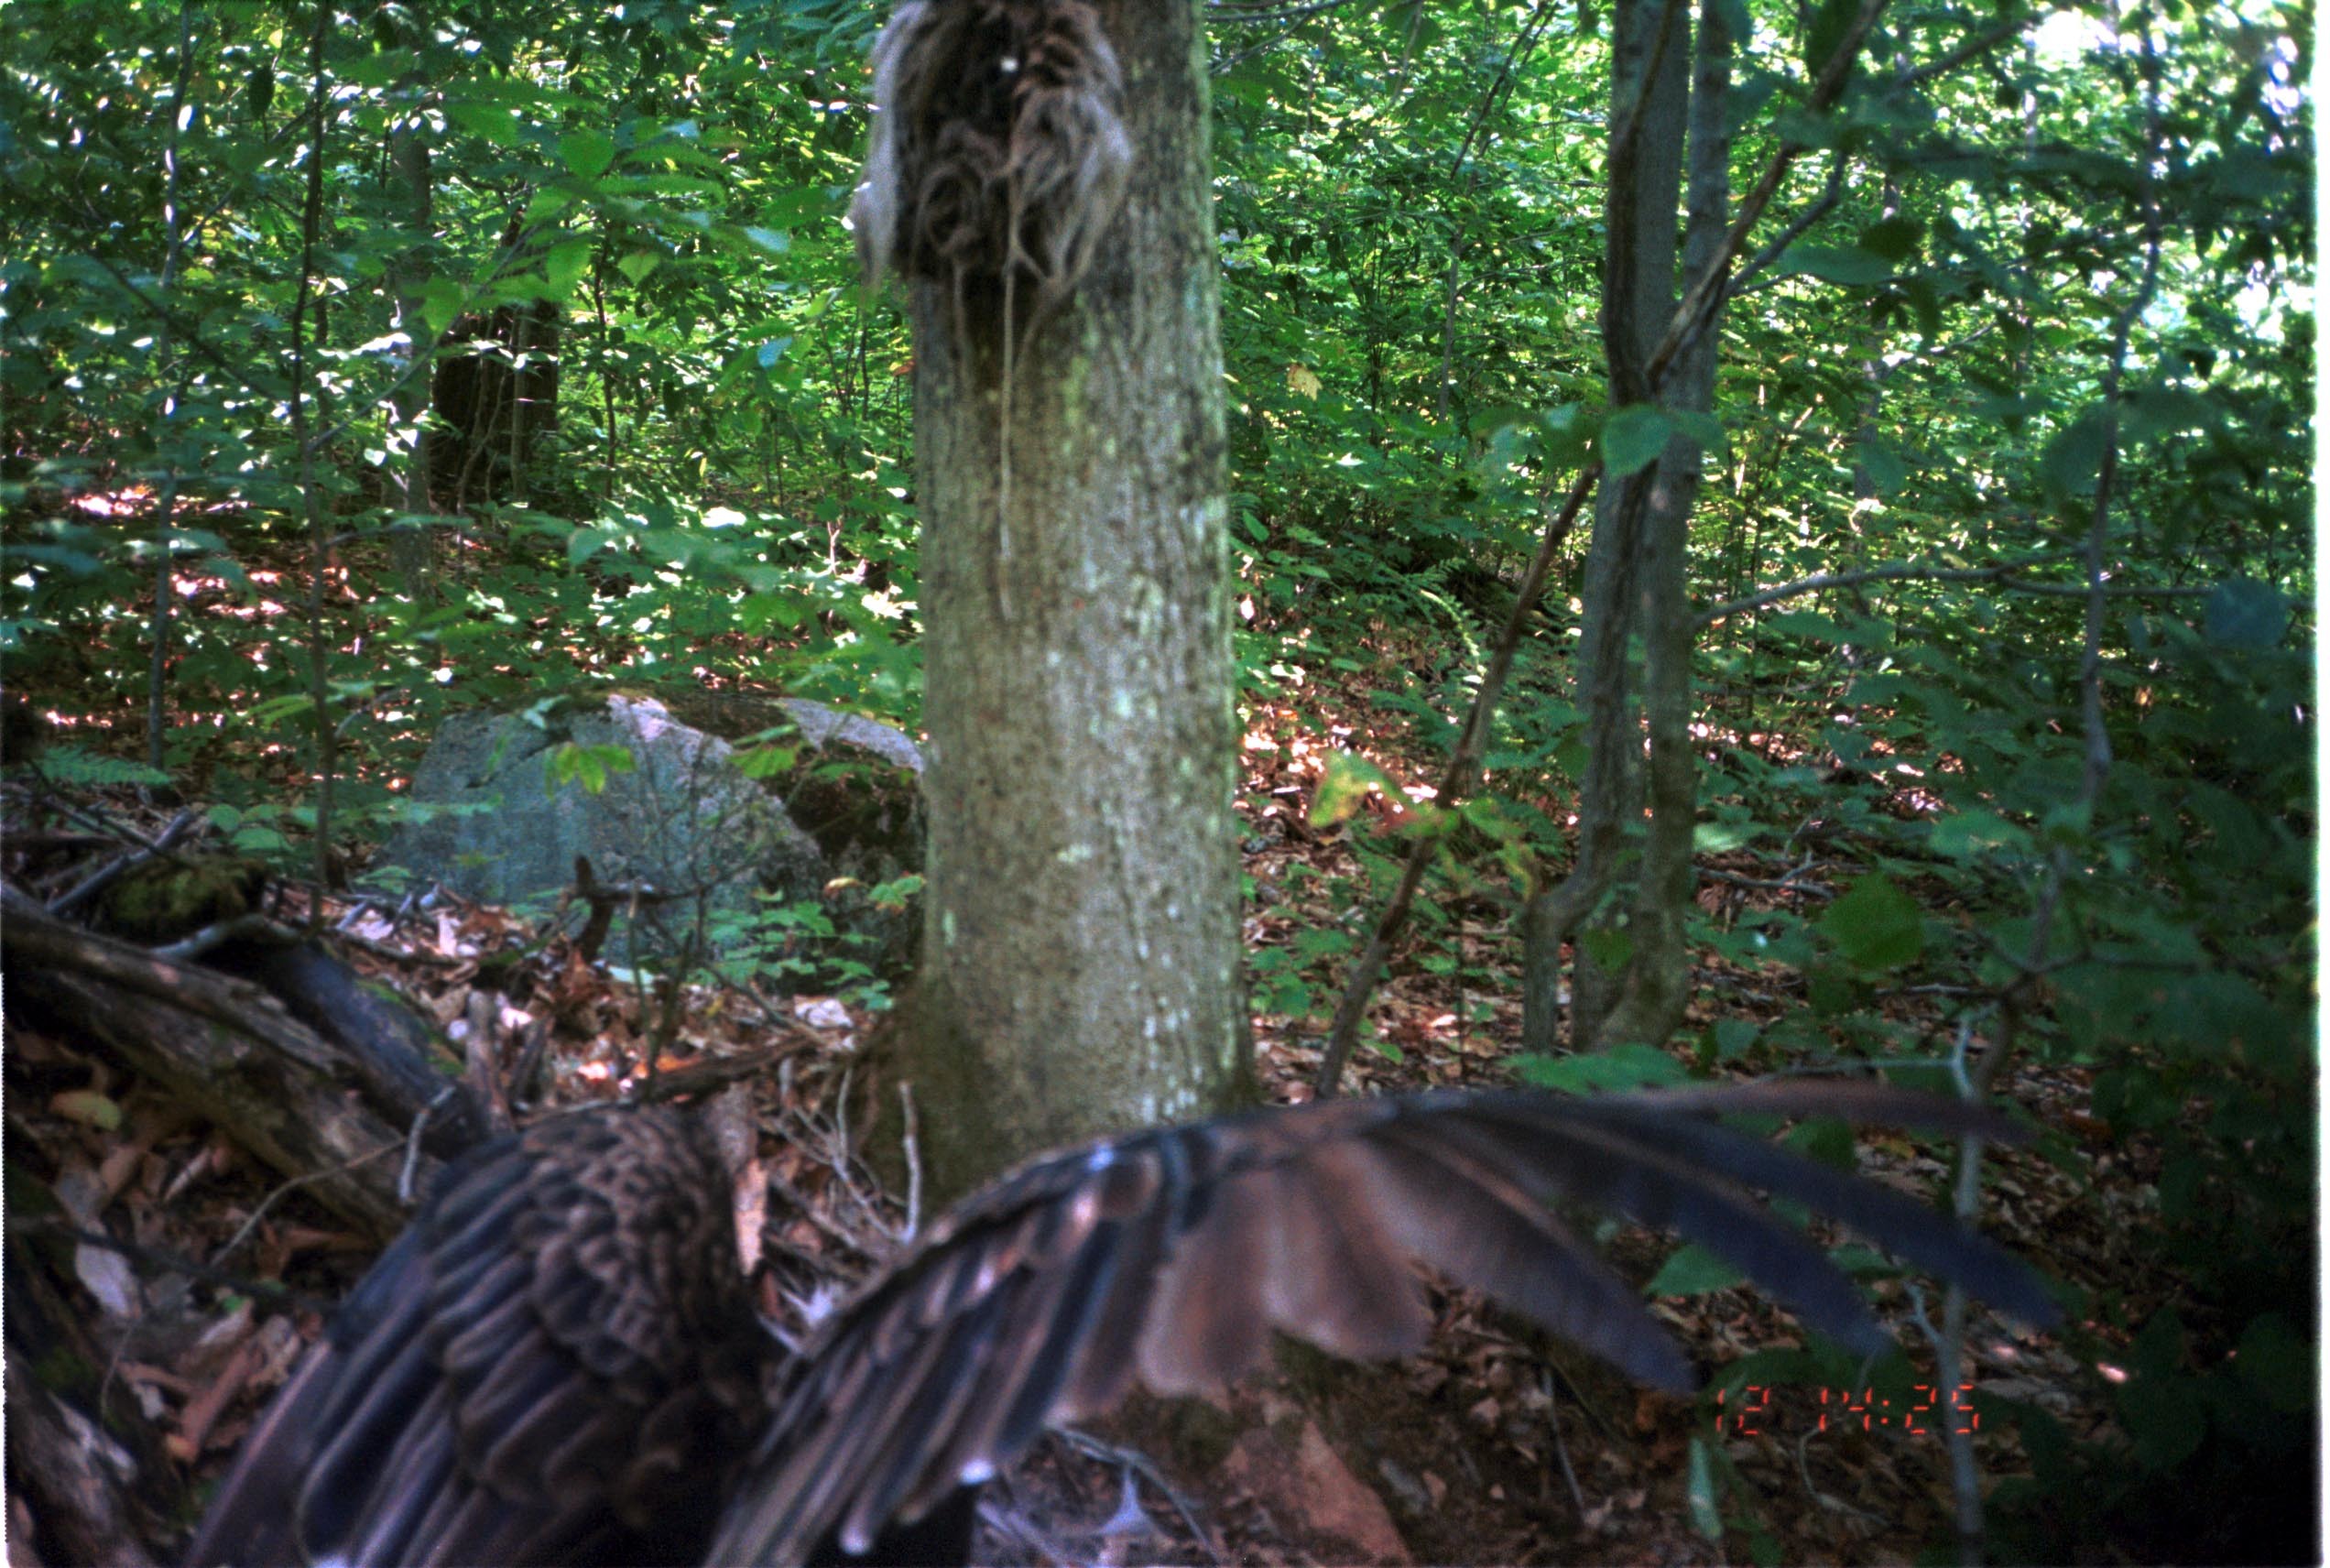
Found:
<box><xmin>183</xmin><ymin>1080</ymin><xmax>2055</xmax><ymax>1566</ymax></box>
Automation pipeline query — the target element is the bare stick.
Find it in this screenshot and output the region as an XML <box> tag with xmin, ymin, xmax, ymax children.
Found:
<box><xmin>1648</xmin><ymin>0</ymin><xmax>1889</xmax><ymax>391</ymax></box>
<box><xmin>1693</xmin><ymin>547</ymin><xmax>2085</xmax><ymax>626</ymax></box>
<box><xmin>214</xmin><ymin>1138</ymin><xmax>405</xmax><ymax>1266</ymax></box>
<box><xmin>1727</xmin><ymin>153</ymin><xmax>1845</xmax><ymax>297</ymax></box>
<box><xmin>898</xmin><ymin>1082</ymin><xmax>923</xmax><ymax>1241</ymax></box>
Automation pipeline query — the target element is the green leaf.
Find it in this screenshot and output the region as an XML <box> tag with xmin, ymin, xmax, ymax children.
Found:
<box><xmin>1818</xmin><ymin>875</ymin><xmax>1922</xmax><ymax>971</ymax></box>
<box><xmin>245</xmin><ymin>693</ymin><xmax>318</xmax><ymax>728</ymax></box>
<box><xmin>736</xmin><ymin>744</ymin><xmax>798</xmax><ymax>779</ymax></box>
<box><xmin>419</xmin><ymin>278</ymin><xmax>467</xmax><ymax>336</ymax></box>
<box><xmin>1258</xmin><ymin>974</ymin><xmax>1312</xmax><ymax>1018</ymax></box>
<box><xmin>1767</xmin><ymin>608</ymin><xmax>1846</xmax><ymax>640</ymax></box>
<box><xmin>1805</xmin><ymin>964</ymin><xmax>1860</xmax><ymax>1016</ymax></box>
<box><xmin>1456</xmin><ymin>795</ymin><xmax>1523</xmax><ymax>842</ymax></box>
<box><xmin>547</xmin><ymin>742</ymin><xmax>636</xmax><ymax>796</ymax></box>
<box><xmin>1293</xmin><ymin>925</ymin><xmax>1356</xmax><ymax>962</ymax></box>
<box><xmin>560</xmin><ymin>129</ymin><xmax>615</xmax><ymax>178</ymax></box>
<box><xmin>523</xmin><ymin>187</ymin><xmax>577</xmax><ymax>227</ymax></box>
<box><xmin>1778</xmin><ymin>244</ymin><xmax>1893</xmax><ymax>285</ymax></box>
<box><xmin>1710</xmin><ymin>1017</ymin><xmax>1760</xmax><ymax>1061</ymax></box>
<box><xmin>1514</xmin><ymin>1042</ymin><xmax>1688</xmax><ymax>1094</ymax></box>
<box><xmin>1670</xmin><ymin>408</ymin><xmax>1729</xmax><ymax>460</ymax></box>
<box><xmin>1536</xmin><ymin>401</ymin><xmax>1600</xmax><ymax>467</ymax></box>
<box><xmin>444</xmin><ymin>99</ymin><xmax>525</xmax><ymax>147</ymax></box>
<box><xmin>2205</xmin><ymin>578</ymin><xmax>2289</xmax><ymax>649</ymax></box>
<box><xmin>1651</xmin><ymin>1243</ymin><xmax>1748</xmax><ymax>1297</ymax></box>
<box><xmin>1579</xmin><ymin>925</ymin><xmax>1633</xmax><ymax>972</ymax></box>
<box><xmin>2121</xmin><ymin>384</ymin><xmax>2216</xmax><ymax>441</ymax></box>
<box><xmin>2041</xmin><ymin>408</ymin><xmax>2110</xmax><ymax>499</ymax></box>
<box><xmin>341</xmin><ymin>52</ymin><xmax>406</xmax><ymax>88</ymax></box>
<box><xmin>2118</xmin><ymin>1367</ymin><xmax>2205</xmax><ymax>1472</ymax></box>
<box><xmin>1602</xmin><ymin>404</ymin><xmax>1674</xmax><ymax>476</ymax></box>
<box><xmin>1931</xmin><ymin>810</ymin><xmax>2031</xmax><ymax>858</ymax></box>
<box><xmin>1684</xmin><ymin>1436</ymin><xmax>1725</xmax><ymax>1541</ymax></box>
<box><xmin>543</xmin><ymin>239</ymin><xmax>590</xmax><ymax>296</ymax></box>
<box><xmin>2234</xmin><ymin>1313</ymin><xmax>2315</xmax><ymax>1414</ymax></box>
<box><xmin>1856</xmin><ymin>439</ymin><xmax>1906</xmax><ymax>494</ymax></box>
<box><xmin>1783</xmin><ymin>1114</ymin><xmax>1855</xmax><ymax>1169</ymax></box>
<box><xmin>1856</xmin><ymin>215</ymin><xmax>1922</xmax><ymax>261</ymax></box>
<box><xmin>1805</xmin><ymin>0</ymin><xmax>1860</xmax><ymax>71</ymax></box>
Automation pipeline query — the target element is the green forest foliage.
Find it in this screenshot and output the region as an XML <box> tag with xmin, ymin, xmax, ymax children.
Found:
<box><xmin>0</xmin><ymin>0</ymin><xmax>2313</xmax><ymax>1559</ymax></box>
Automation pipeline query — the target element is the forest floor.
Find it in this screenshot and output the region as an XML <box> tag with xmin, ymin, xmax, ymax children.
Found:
<box><xmin>1</xmin><ymin>665</ymin><xmax>2130</xmax><ymax>1567</ymax></box>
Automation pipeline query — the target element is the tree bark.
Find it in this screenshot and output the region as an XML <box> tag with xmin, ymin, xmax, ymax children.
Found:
<box><xmin>1595</xmin><ymin>0</ymin><xmax>1730</xmax><ymax>1050</ymax></box>
<box><xmin>907</xmin><ymin>1</ymin><xmax>1249</xmax><ymax>1197</ymax></box>
<box><xmin>1524</xmin><ymin>0</ymin><xmax>1690</xmax><ymax>1052</ymax></box>
<box><xmin>1523</xmin><ymin>0</ymin><xmax>1730</xmax><ymax>1054</ymax></box>
<box><xmin>383</xmin><ymin>20</ymin><xmax>437</xmax><ymax>592</ymax></box>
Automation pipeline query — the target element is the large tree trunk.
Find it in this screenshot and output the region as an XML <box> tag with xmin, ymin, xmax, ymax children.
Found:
<box><xmin>904</xmin><ymin>1</ymin><xmax>1249</xmax><ymax>1197</ymax></box>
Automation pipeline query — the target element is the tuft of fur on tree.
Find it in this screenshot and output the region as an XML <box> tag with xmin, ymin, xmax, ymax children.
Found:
<box><xmin>853</xmin><ymin>0</ymin><xmax>1132</xmax><ymax>325</ymax></box>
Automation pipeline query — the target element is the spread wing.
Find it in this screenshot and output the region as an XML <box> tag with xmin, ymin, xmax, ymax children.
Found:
<box><xmin>712</xmin><ymin>1080</ymin><xmax>2056</xmax><ymax>1563</ymax></box>
<box><xmin>186</xmin><ymin>1083</ymin><xmax>2054</xmax><ymax>1568</ymax></box>
<box><xmin>183</xmin><ymin>1108</ymin><xmax>775</xmax><ymax>1568</ymax></box>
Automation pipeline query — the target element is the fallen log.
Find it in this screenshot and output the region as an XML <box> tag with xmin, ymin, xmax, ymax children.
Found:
<box><xmin>0</xmin><ymin>887</ymin><xmax>484</xmax><ymax>1240</ymax></box>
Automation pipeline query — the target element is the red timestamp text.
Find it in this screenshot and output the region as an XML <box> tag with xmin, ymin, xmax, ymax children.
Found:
<box><xmin>1713</xmin><ymin>1382</ymin><xmax>1982</xmax><ymax>1438</ymax></box>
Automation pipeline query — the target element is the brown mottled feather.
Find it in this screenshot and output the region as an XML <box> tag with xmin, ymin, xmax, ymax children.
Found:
<box><xmin>188</xmin><ymin>1083</ymin><xmax>2054</xmax><ymax>1567</ymax></box>
<box><xmin>182</xmin><ymin>1108</ymin><xmax>774</xmax><ymax>1568</ymax></box>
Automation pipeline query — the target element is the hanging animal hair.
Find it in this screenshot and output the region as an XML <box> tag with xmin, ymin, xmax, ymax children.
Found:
<box><xmin>852</xmin><ymin>0</ymin><xmax>1133</xmax><ymax>342</ymax></box>
<box><xmin>851</xmin><ymin>0</ymin><xmax>1132</xmax><ymax>619</ymax></box>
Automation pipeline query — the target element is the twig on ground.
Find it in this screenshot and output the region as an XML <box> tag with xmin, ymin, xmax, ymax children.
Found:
<box><xmin>898</xmin><ymin>1083</ymin><xmax>923</xmax><ymax>1242</ymax></box>
<box><xmin>1053</xmin><ymin>1427</ymin><xmax>1222</xmax><ymax>1562</ymax></box>
<box><xmin>213</xmin><ymin>1138</ymin><xmax>404</xmax><ymax>1266</ymax></box>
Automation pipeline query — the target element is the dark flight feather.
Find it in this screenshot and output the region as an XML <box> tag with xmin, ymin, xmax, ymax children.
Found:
<box><xmin>185</xmin><ymin>1082</ymin><xmax>2055</xmax><ymax>1568</ymax></box>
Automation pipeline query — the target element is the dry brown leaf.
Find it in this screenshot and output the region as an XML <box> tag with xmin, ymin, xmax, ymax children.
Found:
<box><xmin>169</xmin><ymin>1338</ymin><xmax>265</xmax><ymax>1461</ymax></box>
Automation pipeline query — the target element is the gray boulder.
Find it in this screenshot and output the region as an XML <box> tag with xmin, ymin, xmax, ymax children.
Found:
<box><xmin>377</xmin><ymin>694</ymin><xmax>916</xmax><ymax>971</ymax></box>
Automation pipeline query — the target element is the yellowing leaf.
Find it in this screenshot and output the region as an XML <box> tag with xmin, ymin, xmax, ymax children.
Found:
<box><xmin>51</xmin><ymin>1089</ymin><xmax>123</xmax><ymax>1131</ymax></box>
<box><xmin>1311</xmin><ymin>749</ymin><xmax>1400</xmax><ymax>828</ymax></box>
